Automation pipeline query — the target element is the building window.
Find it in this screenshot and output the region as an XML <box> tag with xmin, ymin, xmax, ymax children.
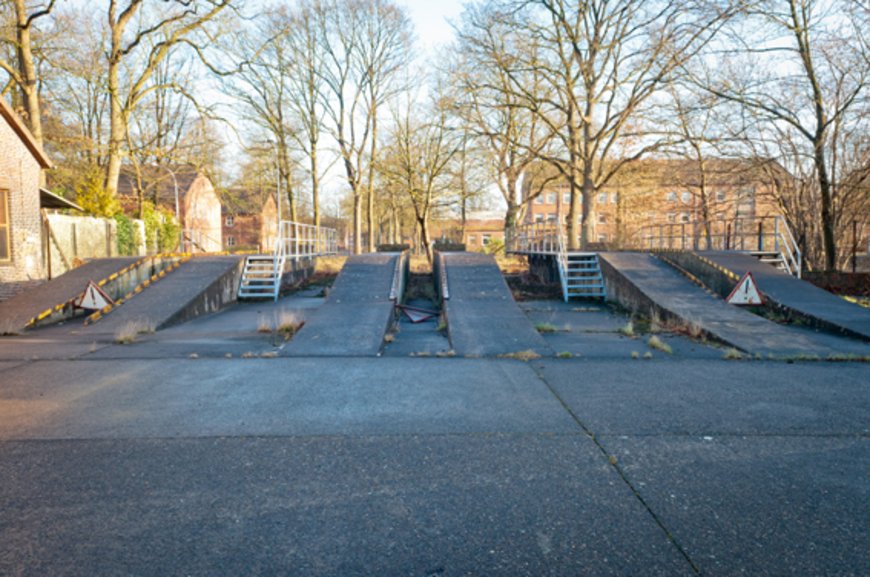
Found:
<box><xmin>226</xmin><ymin>236</ymin><xmax>236</xmax><ymax>247</ymax></box>
<box><xmin>681</xmin><ymin>191</ymin><xmax>692</xmax><ymax>203</ymax></box>
<box><xmin>563</xmin><ymin>192</ymin><xmax>571</xmax><ymax>205</ymax></box>
<box><xmin>666</xmin><ymin>212</ymin><xmax>676</xmax><ymax>223</ymax></box>
<box><xmin>468</xmin><ymin>234</ymin><xmax>477</xmax><ymax>245</ymax></box>
<box><xmin>680</xmin><ymin>212</ymin><xmax>691</xmax><ymax>223</ymax></box>
<box><xmin>533</xmin><ymin>195</ymin><xmax>544</xmax><ymax>205</ymax></box>
<box><xmin>597</xmin><ymin>213</ymin><xmax>607</xmax><ymax>224</ymax></box>
<box><xmin>546</xmin><ymin>192</ymin><xmax>556</xmax><ymax>204</ymax></box>
<box><xmin>716</xmin><ymin>190</ymin><xmax>727</xmax><ymax>202</ymax></box>
<box><xmin>597</xmin><ymin>192</ymin><xmax>607</xmax><ymax>204</ymax></box>
<box><xmin>612</xmin><ymin>193</ymin><xmax>619</xmax><ymax>204</ymax></box>
<box><xmin>534</xmin><ymin>214</ymin><xmax>544</xmax><ymax>223</ymax></box>
<box><xmin>666</xmin><ymin>191</ymin><xmax>677</xmax><ymax>202</ymax></box>
<box><xmin>548</xmin><ymin>213</ymin><xmax>557</xmax><ymax>222</ymax></box>
<box><xmin>482</xmin><ymin>234</ymin><xmax>491</xmax><ymax>245</ymax></box>
<box><xmin>0</xmin><ymin>189</ymin><xmax>9</xmax><ymax>261</ymax></box>
<box><xmin>225</xmin><ymin>216</ymin><xmax>234</xmax><ymax>227</ymax></box>
<box><xmin>598</xmin><ymin>234</ymin><xmax>608</xmax><ymax>243</ymax></box>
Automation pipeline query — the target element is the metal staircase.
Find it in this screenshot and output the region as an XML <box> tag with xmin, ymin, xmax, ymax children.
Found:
<box><xmin>238</xmin><ymin>254</ymin><xmax>284</xmax><ymax>300</ymax></box>
<box><xmin>750</xmin><ymin>250</ymin><xmax>787</xmax><ymax>272</ymax></box>
<box><xmin>563</xmin><ymin>252</ymin><xmax>606</xmax><ymax>300</ymax></box>
<box><xmin>506</xmin><ymin>222</ymin><xmax>607</xmax><ymax>302</ymax></box>
<box><xmin>238</xmin><ymin>220</ymin><xmax>338</xmax><ymax>302</ymax></box>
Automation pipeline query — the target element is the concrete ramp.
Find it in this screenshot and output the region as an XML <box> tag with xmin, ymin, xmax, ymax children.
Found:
<box><xmin>441</xmin><ymin>252</ymin><xmax>548</xmax><ymax>357</ymax></box>
<box><xmin>693</xmin><ymin>251</ymin><xmax>870</xmax><ymax>341</ymax></box>
<box><xmin>286</xmin><ymin>253</ymin><xmax>401</xmax><ymax>356</ymax></box>
<box><xmin>0</xmin><ymin>257</ymin><xmax>140</xmax><ymax>332</ymax></box>
<box><xmin>83</xmin><ymin>256</ymin><xmax>243</xmax><ymax>335</ymax></box>
<box><xmin>600</xmin><ymin>252</ymin><xmax>853</xmax><ymax>357</ymax></box>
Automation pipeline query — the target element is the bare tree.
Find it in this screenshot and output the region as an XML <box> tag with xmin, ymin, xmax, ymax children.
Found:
<box><xmin>223</xmin><ymin>4</ymin><xmax>301</xmax><ymax>221</ymax></box>
<box><xmin>103</xmin><ymin>0</ymin><xmax>234</xmax><ymax>198</ymax></box>
<box><xmin>464</xmin><ymin>0</ymin><xmax>736</xmax><ymax>249</ymax></box>
<box><xmin>699</xmin><ymin>0</ymin><xmax>870</xmax><ymax>270</ymax></box>
<box><xmin>450</xmin><ymin>2</ymin><xmax>554</xmax><ymax>235</ymax></box>
<box><xmin>285</xmin><ymin>2</ymin><xmax>330</xmax><ymax>227</ymax></box>
<box><xmin>0</xmin><ymin>0</ymin><xmax>56</xmax><ymax>149</ymax></box>
<box><xmin>378</xmin><ymin>94</ymin><xmax>461</xmax><ymax>260</ymax></box>
<box><xmin>316</xmin><ymin>0</ymin><xmax>412</xmax><ymax>254</ymax></box>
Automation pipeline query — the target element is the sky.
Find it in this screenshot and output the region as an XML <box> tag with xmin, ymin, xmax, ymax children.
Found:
<box><xmin>401</xmin><ymin>0</ymin><xmax>466</xmax><ymax>53</ymax></box>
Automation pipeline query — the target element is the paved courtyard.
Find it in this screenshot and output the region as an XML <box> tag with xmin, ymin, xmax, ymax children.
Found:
<box><xmin>0</xmin><ymin>292</ymin><xmax>868</xmax><ymax>576</ymax></box>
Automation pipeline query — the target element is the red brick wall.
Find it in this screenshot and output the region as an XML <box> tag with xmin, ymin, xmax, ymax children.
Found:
<box><xmin>0</xmin><ymin>113</ymin><xmax>45</xmax><ymax>287</ymax></box>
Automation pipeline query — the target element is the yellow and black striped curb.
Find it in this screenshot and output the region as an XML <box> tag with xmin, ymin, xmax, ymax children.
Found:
<box><xmin>652</xmin><ymin>253</ymin><xmax>721</xmax><ymax>300</ymax></box>
<box><xmin>694</xmin><ymin>253</ymin><xmax>741</xmax><ymax>282</ymax></box>
<box><xmin>650</xmin><ymin>249</ymin><xmax>742</xmax><ymax>283</ymax></box>
<box><xmin>84</xmin><ymin>255</ymin><xmax>192</xmax><ymax>326</ymax></box>
<box><xmin>24</xmin><ymin>256</ymin><xmax>154</xmax><ymax>329</ymax></box>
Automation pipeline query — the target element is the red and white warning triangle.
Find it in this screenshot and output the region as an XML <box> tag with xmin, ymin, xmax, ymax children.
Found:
<box><xmin>726</xmin><ymin>272</ymin><xmax>764</xmax><ymax>306</ymax></box>
<box><xmin>75</xmin><ymin>280</ymin><xmax>114</xmax><ymax>310</ymax></box>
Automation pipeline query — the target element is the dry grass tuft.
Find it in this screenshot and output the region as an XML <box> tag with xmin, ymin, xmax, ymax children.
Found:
<box><xmin>275</xmin><ymin>309</ymin><xmax>303</xmax><ymax>338</ymax></box>
<box><xmin>535</xmin><ymin>322</ymin><xmax>558</xmax><ymax>333</ymax></box>
<box><xmin>257</xmin><ymin>315</ymin><xmax>272</xmax><ymax>333</ymax></box>
<box><xmin>114</xmin><ymin>319</ymin><xmax>155</xmax><ymax>344</ymax></box>
<box><xmin>557</xmin><ymin>351</ymin><xmax>573</xmax><ymax>359</ymax></box>
<box><xmin>618</xmin><ymin>321</ymin><xmax>635</xmax><ymax>338</ymax></box>
<box><xmin>647</xmin><ymin>335</ymin><xmax>673</xmax><ymax>354</ymax></box>
<box><xmin>499</xmin><ymin>349</ymin><xmax>542</xmax><ymax>361</ymax></box>
<box><xmin>722</xmin><ymin>348</ymin><xmax>745</xmax><ymax>360</ymax></box>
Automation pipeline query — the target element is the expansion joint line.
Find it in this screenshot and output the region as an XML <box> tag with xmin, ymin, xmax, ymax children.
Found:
<box><xmin>530</xmin><ymin>363</ymin><xmax>703</xmax><ymax>576</ymax></box>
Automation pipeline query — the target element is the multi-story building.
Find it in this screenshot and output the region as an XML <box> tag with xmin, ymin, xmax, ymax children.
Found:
<box><xmin>523</xmin><ymin>159</ymin><xmax>782</xmax><ymax>248</ymax></box>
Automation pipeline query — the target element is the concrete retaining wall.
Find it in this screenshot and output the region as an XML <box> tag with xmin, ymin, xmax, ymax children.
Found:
<box><xmin>161</xmin><ymin>258</ymin><xmax>245</xmax><ymax>329</ymax></box>
<box><xmin>46</xmin><ymin>214</ymin><xmax>146</xmax><ymax>277</ymax></box>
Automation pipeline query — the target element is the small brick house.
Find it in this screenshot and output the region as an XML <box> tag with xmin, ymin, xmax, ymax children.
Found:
<box><xmin>0</xmin><ymin>97</ymin><xmax>52</xmax><ymax>299</ymax></box>
<box><xmin>221</xmin><ymin>191</ymin><xmax>279</xmax><ymax>253</ymax></box>
<box><xmin>118</xmin><ymin>166</ymin><xmax>223</xmax><ymax>253</ymax></box>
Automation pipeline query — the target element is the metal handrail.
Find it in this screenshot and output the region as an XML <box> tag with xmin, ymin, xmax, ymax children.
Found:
<box><xmin>632</xmin><ymin>215</ymin><xmax>802</xmax><ymax>278</ymax></box>
<box><xmin>275</xmin><ymin>220</ymin><xmax>338</xmax><ymax>261</ymax></box>
<box><xmin>506</xmin><ymin>222</ymin><xmax>570</xmax><ymax>300</ymax></box>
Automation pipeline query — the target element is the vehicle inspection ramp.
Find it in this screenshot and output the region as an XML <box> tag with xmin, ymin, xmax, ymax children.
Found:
<box><xmin>599</xmin><ymin>252</ymin><xmax>853</xmax><ymax>357</ymax></box>
<box><xmin>686</xmin><ymin>251</ymin><xmax>870</xmax><ymax>341</ymax></box>
<box><xmin>81</xmin><ymin>256</ymin><xmax>244</xmax><ymax>335</ymax></box>
<box><xmin>0</xmin><ymin>257</ymin><xmax>141</xmax><ymax>332</ymax></box>
<box><xmin>285</xmin><ymin>253</ymin><xmax>403</xmax><ymax>356</ymax></box>
<box><xmin>440</xmin><ymin>252</ymin><xmax>548</xmax><ymax>357</ymax></box>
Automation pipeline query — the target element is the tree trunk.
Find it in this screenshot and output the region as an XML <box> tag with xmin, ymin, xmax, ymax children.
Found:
<box><xmin>366</xmin><ymin>101</ymin><xmax>378</xmax><ymax>253</ymax></box>
<box><xmin>353</xmin><ymin>189</ymin><xmax>362</xmax><ymax>255</ymax></box>
<box><xmin>13</xmin><ymin>0</ymin><xmax>43</xmax><ymax>152</ymax></box>
<box><xmin>815</xmin><ymin>145</ymin><xmax>837</xmax><ymax>271</ymax></box>
<box><xmin>105</xmin><ymin>60</ymin><xmax>125</xmax><ymax>198</ymax></box>
<box><xmin>310</xmin><ymin>143</ymin><xmax>319</xmax><ymax>227</ymax></box>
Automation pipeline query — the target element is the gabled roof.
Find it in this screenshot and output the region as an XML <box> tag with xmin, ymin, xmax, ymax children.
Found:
<box><xmin>116</xmin><ymin>164</ymin><xmax>208</xmax><ymax>203</ymax></box>
<box><xmin>0</xmin><ymin>97</ymin><xmax>52</xmax><ymax>169</ymax></box>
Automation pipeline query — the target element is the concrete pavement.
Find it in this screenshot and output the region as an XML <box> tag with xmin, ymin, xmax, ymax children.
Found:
<box><xmin>1</xmin><ymin>266</ymin><xmax>869</xmax><ymax>576</ymax></box>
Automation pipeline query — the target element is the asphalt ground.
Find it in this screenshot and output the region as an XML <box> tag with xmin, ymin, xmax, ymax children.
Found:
<box><xmin>1</xmin><ymin>288</ymin><xmax>868</xmax><ymax>576</ymax></box>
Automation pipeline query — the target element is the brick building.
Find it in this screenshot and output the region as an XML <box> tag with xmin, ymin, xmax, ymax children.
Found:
<box><xmin>430</xmin><ymin>210</ymin><xmax>506</xmax><ymax>252</ymax></box>
<box><xmin>523</xmin><ymin>159</ymin><xmax>782</xmax><ymax>247</ymax></box>
<box><xmin>222</xmin><ymin>193</ymin><xmax>278</xmax><ymax>252</ymax></box>
<box><xmin>0</xmin><ymin>97</ymin><xmax>52</xmax><ymax>300</ymax></box>
<box><xmin>118</xmin><ymin>166</ymin><xmax>223</xmax><ymax>253</ymax></box>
